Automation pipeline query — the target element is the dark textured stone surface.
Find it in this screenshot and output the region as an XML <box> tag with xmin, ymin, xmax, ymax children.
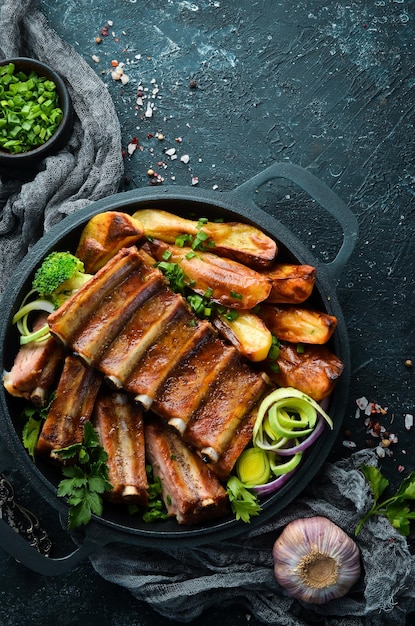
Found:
<box><xmin>1</xmin><ymin>1</ymin><xmax>414</xmax><ymax>624</ymax></box>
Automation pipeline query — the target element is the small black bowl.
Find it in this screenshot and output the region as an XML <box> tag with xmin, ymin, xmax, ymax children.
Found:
<box><xmin>0</xmin><ymin>57</ymin><xmax>73</xmax><ymax>178</ymax></box>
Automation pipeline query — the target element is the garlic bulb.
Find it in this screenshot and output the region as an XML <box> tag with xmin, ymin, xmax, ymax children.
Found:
<box><xmin>272</xmin><ymin>516</ymin><xmax>361</xmax><ymax>604</ymax></box>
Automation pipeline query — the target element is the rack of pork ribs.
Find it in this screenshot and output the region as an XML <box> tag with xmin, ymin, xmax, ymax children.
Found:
<box><xmin>4</xmin><ymin>246</ymin><xmax>341</xmax><ymax>525</ymax></box>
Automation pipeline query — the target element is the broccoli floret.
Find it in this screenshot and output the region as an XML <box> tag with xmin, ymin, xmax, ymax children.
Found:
<box><xmin>32</xmin><ymin>251</ymin><xmax>93</xmax><ymax>308</ymax></box>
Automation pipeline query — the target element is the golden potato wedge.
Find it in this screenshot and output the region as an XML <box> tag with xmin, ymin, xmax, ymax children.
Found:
<box><xmin>145</xmin><ymin>239</ymin><xmax>272</xmax><ymax>309</ymax></box>
<box><xmin>258</xmin><ymin>304</ymin><xmax>337</xmax><ymax>344</ymax></box>
<box><xmin>76</xmin><ymin>211</ymin><xmax>144</xmax><ymax>273</ymax></box>
<box><xmin>133</xmin><ymin>208</ymin><xmax>277</xmax><ymax>269</ymax></box>
<box><xmin>266</xmin><ymin>342</ymin><xmax>344</xmax><ymax>401</ymax></box>
<box><xmin>212</xmin><ymin>310</ymin><xmax>273</xmax><ymax>362</ymax></box>
<box><xmin>264</xmin><ymin>263</ymin><xmax>316</xmax><ymax>304</ymax></box>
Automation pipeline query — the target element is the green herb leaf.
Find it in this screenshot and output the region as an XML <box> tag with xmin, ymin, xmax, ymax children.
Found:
<box><xmin>396</xmin><ymin>471</ymin><xmax>415</xmax><ymax>500</ymax></box>
<box><xmin>21</xmin><ymin>392</ymin><xmax>55</xmax><ymax>458</ymax></box>
<box><xmin>142</xmin><ymin>464</ymin><xmax>169</xmax><ymax>523</ymax></box>
<box><xmin>22</xmin><ymin>416</ymin><xmax>43</xmax><ymax>459</ymax></box>
<box><xmin>356</xmin><ymin>464</ymin><xmax>415</xmax><ymax>537</ymax></box>
<box><xmin>226</xmin><ymin>476</ymin><xmax>261</xmax><ymax>523</ymax></box>
<box><xmin>385</xmin><ymin>501</ymin><xmax>412</xmax><ymax>536</ymax></box>
<box><xmin>360</xmin><ymin>464</ymin><xmax>389</xmax><ymax>501</ymax></box>
<box><xmin>54</xmin><ymin>422</ymin><xmax>112</xmax><ymax>529</ymax></box>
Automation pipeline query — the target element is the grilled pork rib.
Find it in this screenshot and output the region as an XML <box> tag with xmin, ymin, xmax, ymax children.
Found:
<box><xmin>36</xmin><ymin>355</ymin><xmax>102</xmax><ymax>457</ymax></box>
<box><xmin>145</xmin><ymin>417</ymin><xmax>229</xmax><ymax>525</ymax></box>
<box><xmin>71</xmin><ymin>265</ymin><xmax>161</xmax><ymax>367</ymax></box>
<box><xmin>152</xmin><ymin>333</ymin><xmax>235</xmax><ymax>433</ymax></box>
<box><xmin>47</xmin><ymin>247</ymin><xmax>147</xmax><ymax>347</ymax></box>
<box><xmin>93</xmin><ymin>391</ymin><xmax>149</xmax><ymax>506</ymax></box>
<box><xmin>46</xmin><ymin>245</ymin><xmax>270</xmax><ymax>470</ymax></box>
<box><xmin>184</xmin><ymin>352</ymin><xmax>268</xmax><ymax>463</ymax></box>
<box><xmin>125</xmin><ymin>310</ymin><xmax>212</xmax><ymax>407</ymax></box>
<box><xmin>98</xmin><ymin>284</ymin><xmax>181</xmax><ymax>389</ymax></box>
<box><xmin>3</xmin><ymin>313</ymin><xmax>65</xmax><ymax>406</ymax></box>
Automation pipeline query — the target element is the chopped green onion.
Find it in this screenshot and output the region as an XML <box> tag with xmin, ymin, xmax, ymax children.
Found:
<box><xmin>230</xmin><ymin>290</ymin><xmax>243</xmax><ymax>300</ymax></box>
<box><xmin>0</xmin><ymin>62</ymin><xmax>63</xmax><ymax>154</ymax></box>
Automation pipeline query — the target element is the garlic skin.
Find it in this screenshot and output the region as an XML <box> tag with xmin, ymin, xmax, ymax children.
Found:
<box><xmin>272</xmin><ymin>516</ymin><xmax>361</xmax><ymax>604</ymax></box>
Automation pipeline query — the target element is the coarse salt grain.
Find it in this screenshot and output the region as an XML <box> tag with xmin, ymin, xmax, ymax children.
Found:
<box><xmin>356</xmin><ymin>396</ymin><xmax>369</xmax><ymax>411</ymax></box>
<box><xmin>145</xmin><ymin>102</ymin><xmax>153</xmax><ymax>118</ymax></box>
<box><xmin>404</xmin><ymin>413</ymin><xmax>414</xmax><ymax>430</ymax></box>
<box><xmin>376</xmin><ymin>446</ymin><xmax>386</xmax><ymax>458</ymax></box>
<box><xmin>180</xmin><ymin>154</ymin><xmax>190</xmax><ymax>164</ymax></box>
<box><xmin>342</xmin><ymin>440</ymin><xmax>357</xmax><ymax>449</ymax></box>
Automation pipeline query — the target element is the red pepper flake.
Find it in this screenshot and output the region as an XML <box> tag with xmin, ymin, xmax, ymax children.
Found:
<box><xmin>397</xmin><ymin>465</ymin><xmax>405</xmax><ymax>473</ymax></box>
<box><xmin>100</xmin><ymin>25</ymin><xmax>109</xmax><ymax>36</ymax></box>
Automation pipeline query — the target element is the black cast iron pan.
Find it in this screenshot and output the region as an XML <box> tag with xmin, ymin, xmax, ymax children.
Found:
<box><xmin>0</xmin><ymin>162</ymin><xmax>358</xmax><ymax>574</ymax></box>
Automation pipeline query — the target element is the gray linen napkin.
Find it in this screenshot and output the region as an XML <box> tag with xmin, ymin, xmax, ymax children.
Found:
<box><xmin>89</xmin><ymin>449</ymin><xmax>415</xmax><ymax>625</ymax></box>
<box><xmin>0</xmin><ymin>0</ymin><xmax>124</xmax><ymax>294</ymax></box>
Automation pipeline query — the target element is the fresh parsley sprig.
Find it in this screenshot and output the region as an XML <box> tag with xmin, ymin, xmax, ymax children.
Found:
<box><xmin>226</xmin><ymin>476</ymin><xmax>261</xmax><ymax>523</ymax></box>
<box><xmin>55</xmin><ymin>422</ymin><xmax>113</xmax><ymax>530</ymax></box>
<box><xmin>356</xmin><ymin>464</ymin><xmax>415</xmax><ymax>537</ymax></box>
<box><xmin>21</xmin><ymin>392</ymin><xmax>55</xmax><ymax>458</ymax></box>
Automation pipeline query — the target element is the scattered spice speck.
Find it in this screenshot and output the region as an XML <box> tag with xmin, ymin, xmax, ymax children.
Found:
<box><xmin>342</xmin><ymin>440</ymin><xmax>357</xmax><ymax>449</ymax></box>
<box><xmin>404</xmin><ymin>414</ymin><xmax>414</xmax><ymax>431</ymax></box>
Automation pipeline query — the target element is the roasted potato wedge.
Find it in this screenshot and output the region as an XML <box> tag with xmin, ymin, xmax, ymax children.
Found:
<box><xmin>212</xmin><ymin>310</ymin><xmax>273</xmax><ymax>362</ymax></box>
<box><xmin>145</xmin><ymin>239</ymin><xmax>272</xmax><ymax>309</ymax></box>
<box><xmin>264</xmin><ymin>263</ymin><xmax>316</xmax><ymax>304</ymax></box>
<box><xmin>76</xmin><ymin>211</ymin><xmax>144</xmax><ymax>273</ymax></box>
<box><xmin>266</xmin><ymin>342</ymin><xmax>344</xmax><ymax>401</ymax></box>
<box><xmin>258</xmin><ymin>304</ymin><xmax>338</xmax><ymax>344</ymax></box>
<box><xmin>133</xmin><ymin>208</ymin><xmax>277</xmax><ymax>269</ymax></box>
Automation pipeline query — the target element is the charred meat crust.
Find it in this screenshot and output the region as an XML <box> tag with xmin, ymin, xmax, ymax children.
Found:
<box><xmin>145</xmin><ymin>417</ymin><xmax>229</xmax><ymax>525</ymax></box>
<box><xmin>183</xmin><ymin>353</ymin><xmax>268</xmax><ymax>462</ymax></box>
<box><xmin>70</xmin><ymin>265</ymin><xmax>161</xmax><ymax>367</ymax></box>
<box><xmin>36</xmin><ymin>355</ymin><xmax>102</xmax><ymax>457</ymax></box>
<box><xmin>93</xmin><ymin>391</ymin><xmax>149</xmax><ymax>507</ymax></box>
<box><xmin>47</xmin><ymin>247</ymin><xmax>147</xmax><ymax>347</ymax></box>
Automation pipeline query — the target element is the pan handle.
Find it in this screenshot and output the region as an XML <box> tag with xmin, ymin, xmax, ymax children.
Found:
<box><xmin>0</xmin><ymin>439</ymin><xmax>101</xmax><ymax>575</ymax></box>
<box><xmin>0</xmin><ymin>516</ymin><xmax>99</xmax><ymax>576</ymax></box>
<box><xmin>229</xmin><ymin>162</ymin><xmax>358</xmax><ymax>282</ymax></box>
